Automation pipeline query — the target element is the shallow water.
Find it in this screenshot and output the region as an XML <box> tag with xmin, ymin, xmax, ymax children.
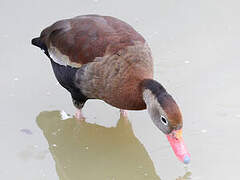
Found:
<box><xmin>1</xmin><ymin>0</ymin><xmax>240</xmax><ymax>179</ymax></box>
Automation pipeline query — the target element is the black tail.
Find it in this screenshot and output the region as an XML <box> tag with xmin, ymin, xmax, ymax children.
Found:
<box><xmin>31</xmin><ymin>37</ymin><xmax>51</xmax><ymax>58</ymax></box>
<box><xmin>31</xmin><ymin>37</ymin><xmax>47</xmax><ymax>51</ymax></box>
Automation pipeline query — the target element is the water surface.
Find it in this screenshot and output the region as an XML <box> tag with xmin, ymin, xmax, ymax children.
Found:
<box><xmin>1</xmin><ymin>0</ymin><xmax>240</xmax><ymax>179</ymax></box>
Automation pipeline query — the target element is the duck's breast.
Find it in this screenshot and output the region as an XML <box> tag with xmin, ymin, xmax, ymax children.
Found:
<box><xmin>75</xmin><ymin>42</ymin><xmax>153</xmax><ymax>110</ymax></box>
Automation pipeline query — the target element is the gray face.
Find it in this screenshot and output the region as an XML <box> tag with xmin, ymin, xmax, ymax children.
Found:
<box><xmin>143</xmin><ymin>89</ymin><xmax>172</xmax><ymax>134</ymax></box>
<box><xmin>147</xmin><ymin>106</ymin><xmax>171</xmax><ymax>134</ymax></box>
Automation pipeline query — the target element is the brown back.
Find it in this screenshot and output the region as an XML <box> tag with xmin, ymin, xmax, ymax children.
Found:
<box><xmin>40</xmin><ymin>15</ymin><xmax>145</xmax><ymax>65</ymax></box>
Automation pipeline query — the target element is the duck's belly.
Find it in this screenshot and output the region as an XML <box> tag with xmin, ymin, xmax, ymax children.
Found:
<box><xmin>77</xmin><ymin>64</ymin><xmax>151</xmax><ymax>110</ymax></box>
<box><xmin>105</xmin><ymin>97</ymin><xmax>146</xmax><ymax>110</ymax></box>
<box><xmin>101</xmin><ymin>79</ymin><xmax>147</xmax><ymax>110</ymax></box>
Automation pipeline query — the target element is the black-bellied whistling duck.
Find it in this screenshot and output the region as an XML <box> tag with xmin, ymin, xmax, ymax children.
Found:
<box><xmin>32</xmin><ymin>15</ymin><xmax>190</xmax><ymax>164</ymax></box>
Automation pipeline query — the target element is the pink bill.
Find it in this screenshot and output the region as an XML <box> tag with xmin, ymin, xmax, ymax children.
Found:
<box><xmin>166</xmin><ymin>129</ymin><xmax>190</xmax><ymax>164</ymax></box>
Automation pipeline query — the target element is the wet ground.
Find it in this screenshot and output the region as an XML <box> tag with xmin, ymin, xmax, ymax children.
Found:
<box><xmin>1</xmin><ymin>0</ymin><xmax>240</xmax><ymax>179</ymax></box>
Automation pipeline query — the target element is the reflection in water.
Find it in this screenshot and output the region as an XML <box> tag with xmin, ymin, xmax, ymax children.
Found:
<box><xmin>36</xmin><ymin>111</ymin><xmax>161</xmax><ymax>180</ymax></box>
<box><xmin>176</xmin><ymin>171</ymin><xmax>192</xmax><ymax>180</ymax></box>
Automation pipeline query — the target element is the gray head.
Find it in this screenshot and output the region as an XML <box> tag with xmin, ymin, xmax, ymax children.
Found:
<box><xmin>141</xmin><ymin>79</ymin><xmax>190</xmax><ymax>164</ymax></box>
<box><xmin>141</xmin><ymin>79</ymin><xmax>183</xmax><ymax>134</ymax></box>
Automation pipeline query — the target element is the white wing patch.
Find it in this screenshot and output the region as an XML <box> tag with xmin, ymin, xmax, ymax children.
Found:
<box><xmin>48</xmin><ymin>43</ymin><xmax>82</xmax><ymax>68</ymax></box>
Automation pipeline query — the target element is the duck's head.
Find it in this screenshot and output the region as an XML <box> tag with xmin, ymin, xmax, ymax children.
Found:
<box><xmin>142</xmin><ymin>79</ymin><xmax>190</xmax><ymax>164</ymax></box>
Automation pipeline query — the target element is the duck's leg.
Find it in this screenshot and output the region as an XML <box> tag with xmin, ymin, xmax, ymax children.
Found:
<box><xmin>120</xmin><ymin>109</ymin><xmax>128</xmax><ymax>118</ymax></box>
<box><xmin>75</xmin><ymin>108</ymin><xmax>85</xmax><ymax>120</ymax></box>
<box><xmin>72</xmin><ymin>97</ymin><xmax>86</xmax><ymax>121</ymax></box>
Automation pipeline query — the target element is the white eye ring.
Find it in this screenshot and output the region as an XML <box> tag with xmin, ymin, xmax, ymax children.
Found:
<box><xmin>161</xmin><ymin>115</ymin><xmax>168</xmax><ymax>126</ymax></box>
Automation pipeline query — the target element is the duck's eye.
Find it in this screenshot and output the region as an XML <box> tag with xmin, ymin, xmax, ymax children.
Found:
<box><xmin>161</xmin><ymin>115</ymin><xmax>168</xmax><ymax>126</ymax></box>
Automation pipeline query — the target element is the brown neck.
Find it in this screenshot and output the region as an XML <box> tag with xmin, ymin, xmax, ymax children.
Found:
<box><xmin>141</xmin><ymin>79</ymin><xmax>167</xmax><ymax>98</ymax></box>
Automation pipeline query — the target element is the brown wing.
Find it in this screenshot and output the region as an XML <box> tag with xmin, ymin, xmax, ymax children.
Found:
<box><xmin>40</xmin><ymin>15</ymin><xmax>145</xmax><ymax>67</ymax></box>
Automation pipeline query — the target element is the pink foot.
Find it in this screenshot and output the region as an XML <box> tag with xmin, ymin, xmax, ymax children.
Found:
<box><xmin>75</xmin><ymin>109</ymin><xmax>85</xmax><ymax>121</ymax></box>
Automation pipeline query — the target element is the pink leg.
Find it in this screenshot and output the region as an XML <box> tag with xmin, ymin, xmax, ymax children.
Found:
<box><xmin>75</xmin><ymin>109</ymin><xmax>85</xmax><ymax>121</ymax></box>
<box><xmin>120</xmin><ymin>109</ymin><xmax>128</xmax><ymax>118</ymax></box>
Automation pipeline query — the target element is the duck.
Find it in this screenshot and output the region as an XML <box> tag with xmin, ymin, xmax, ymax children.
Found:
<box><xmin>32</xmin><ymin>14</ymin><xmax>190</xmax><ymax>164</ymax></box>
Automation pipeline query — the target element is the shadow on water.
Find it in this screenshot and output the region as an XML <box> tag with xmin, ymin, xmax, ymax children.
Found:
<box><xmin>36</xmin><ymin>111</ymin><xmax>192</xmax><ymax>180</ymax></box>
<box><xmin>36</xmin><ymin>111</ymin><xmax>161</xmax><ymax>180</ymax></box>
